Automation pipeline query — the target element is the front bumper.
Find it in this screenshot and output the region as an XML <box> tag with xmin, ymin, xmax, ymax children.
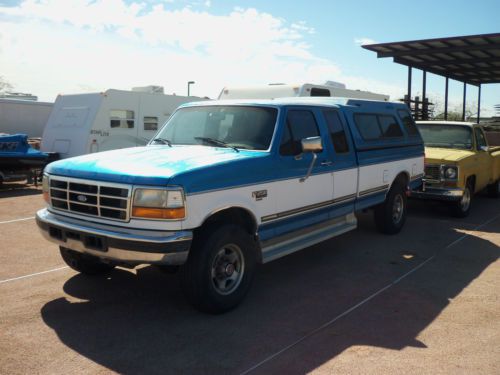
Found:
<box><xmin>410</xmin><ymin>185</ymin><xmax>464</xmax><ymax>201</ymax></box>
<box><xmin>36</xmin><ymin>209</ymin><xmax>192</xmax><ymax>265</ymax></box>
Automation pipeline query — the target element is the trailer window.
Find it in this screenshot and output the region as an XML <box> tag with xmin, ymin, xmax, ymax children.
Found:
<box><xmin>144</xmin><ymin>116</ymin><xmax>158</xmax><ymax>131</ymax></box>
<box><xmin>310</xmin><ymin>88</ymin><xmax>331</xmax><ymax>97</ymax></box>
<box><xmin>110</xmin><ymin>110</ymin><xmax>134</xmax><ymax>128</ymax></box>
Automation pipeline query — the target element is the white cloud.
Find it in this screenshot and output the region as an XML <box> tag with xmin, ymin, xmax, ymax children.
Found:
<box><xmin>0</xmin><ymin>1</ymin><xmax>395</xmax><ymax>101</ymax></box>
<box><xmin>354</xmin><ymin>37</ymin><xmax>378</xmax><ymax>46</ymax></box>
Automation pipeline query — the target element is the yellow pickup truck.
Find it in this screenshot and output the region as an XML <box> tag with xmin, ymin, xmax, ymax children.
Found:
<box><xmin>411</xmin><ymin>121</ymin><xmax>500</xmax><ymax>217</ymax></box>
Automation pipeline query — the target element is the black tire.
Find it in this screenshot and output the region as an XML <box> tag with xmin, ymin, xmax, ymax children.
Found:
<box><xmin>450</xmin><ymin>182</ymin><xmax>473</xmax><ymax>218</ymax></box>
<box><xmin>487</xmin><ymin>180</ymin><xmax>500</xmax><ymax>198</ymax></box>
<box><xmin>374</xmin><ymin>182</ymin><xmax>407</xmax><ymax>235</ymax></box>
<box><xmin>60</xmin><ymin>247</ymin><xmax>115</xmax><ymax>275</ymax></box>
<box><xmin>180</xmin><ymin>225</ymin><xmax>257</xmax><ymax>314</ymax></box>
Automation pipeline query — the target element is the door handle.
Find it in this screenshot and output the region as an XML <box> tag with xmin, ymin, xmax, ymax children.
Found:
<box><xmin>321</xmin><ymin>161</ymin><xmax>333</xmax><ymax>166</ymax></box>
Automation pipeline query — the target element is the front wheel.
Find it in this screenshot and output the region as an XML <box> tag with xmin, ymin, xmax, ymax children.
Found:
<box><xmin>374</xmin><ymin>182</ymin><xmax>407</xmax><ymax>235</ymax></box>
<box><xmin>180</xmin><ymin>225</ymin><xmax>257</xmax><ymax>314</ymax></box>
<box><xmin>60</xmin><ymin>247</ymin><xmax>115</xmax><ymax>275</ymax></box>
<box><xmin>450</xmin><ymin>184</ymin><xmax>472</xmax><ymax>217</ymax></box>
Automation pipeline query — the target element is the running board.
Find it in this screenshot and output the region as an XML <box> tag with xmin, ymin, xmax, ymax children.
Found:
<box><xmin>260</xmin><ymin>213</ymin><xmax>357</xmax><ymax>263</ymax></box>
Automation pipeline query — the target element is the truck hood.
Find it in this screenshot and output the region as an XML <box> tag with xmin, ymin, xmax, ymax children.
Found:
<box><xmin>424</xmin><ymin>147</ymin><xmax>475</xmax><ymax>164</ymax></box>
<box><xmin>45</xmin><ymin>146</ymin><xmax>266</xmax><ymax>185</ymax></box>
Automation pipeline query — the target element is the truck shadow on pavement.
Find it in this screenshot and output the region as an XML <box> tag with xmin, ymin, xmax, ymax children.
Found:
<box><xmin>40</xmin><ymin>202</ymin><xmax>500</xmax><ymax>375</ymax></box>
<box><xmin>0</xmin><ymin>183</ymin><xmax>41</xmax><ymax>198</ymax></box>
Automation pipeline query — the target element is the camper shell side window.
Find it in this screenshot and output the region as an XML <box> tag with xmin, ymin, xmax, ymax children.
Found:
<box><xmin>354</xmin><ymin>113</ymin><xmax>404</xmax><ymax>141</ymax></box>
<box><xmin>397</xmin><ymin>109</ymin><xmax>419</xmax><ymax>136</ymax></box>
<box><xmin>110</xmin><ymin>110</ymin><xmax>135</xmax><ymax>128</ymax></box>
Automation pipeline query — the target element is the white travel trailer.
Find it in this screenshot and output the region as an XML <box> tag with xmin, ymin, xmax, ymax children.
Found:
<box><xmin>218</xmin><ymin>81</ymin><xmax>389</xmax><ymax>101</ymax></box>
<box><xmin>41</xmin><ymin>88</ymin><xmax>206</xmax><ymax>158</ymax></box>
<box><xmin>0</xmin><ymin>98</ymin><xmax>53</xmax><ymax>137</ymax></box>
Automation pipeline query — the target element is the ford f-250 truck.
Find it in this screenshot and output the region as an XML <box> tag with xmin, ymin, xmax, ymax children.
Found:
<box><xmin>412</xmin><ymin>121</ymin><xmax>500</xmax><ymax>217</ymax></box>
<box><xmin>37</xmin><ymin>98</ymin><xmax>424</xmax><ymax>313</ymax></box>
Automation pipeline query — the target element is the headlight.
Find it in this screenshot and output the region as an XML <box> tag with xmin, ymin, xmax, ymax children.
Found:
<box><xmin>132</xmin><ymin>188</ymin><xmax>185</xmax><ymax>219</ymax></box>
<box><xmin>444</xmin><ymin>166</ymin><xmax>458</xmax><ymax>180</ymax></box>
<box><xmin>42</xmin><ymin>174</ymin><xmax>50</xmax><ymax>203</ymax></box>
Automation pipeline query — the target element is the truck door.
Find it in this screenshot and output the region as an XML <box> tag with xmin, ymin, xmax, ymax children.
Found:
<box><xmin>474</xmin><ymin>127</ymin><xmax>492</xmax><ymax>190</ymax></box>
<box><xmin>319</xmin><ymin>108</ymin><xmax>358</xmax><ymax>215</ymax></box>
<box><xmin>273</xmin><ymin>107</ymin><xmax>334</xmax><ymax>236</ymax></box>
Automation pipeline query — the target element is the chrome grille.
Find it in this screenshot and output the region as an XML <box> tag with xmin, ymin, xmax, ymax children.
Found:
<box><xmin>424</xmin><ymin>165</ymin><xmax>441</xmax><ymax>181</ymax></box>
<box><xmin>49</xmin><ymin>177</ymin><xmax>130</xmax><ymax>221</ymax></box>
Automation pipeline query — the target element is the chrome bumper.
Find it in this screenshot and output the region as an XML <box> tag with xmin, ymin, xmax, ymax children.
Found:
<box><xmin>36</xmin><ymin>209</ymin><xmax>192</xmax><ymax>265</ymax></box>
<box><xmin>411</xmin><ymin>186</ymin><xmax>464</xmax><ymax>201</ymax></box>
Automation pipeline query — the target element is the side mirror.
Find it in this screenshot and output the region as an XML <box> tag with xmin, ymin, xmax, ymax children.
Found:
<box><xmin>301</xmin><ymin>136</ymin><xmax>323</xmax><ymax>153</ymax></box>
<box><xmin>299</xmin><ymin>136</ymin><xmax>323</xmax><ymax>183</ymax></box>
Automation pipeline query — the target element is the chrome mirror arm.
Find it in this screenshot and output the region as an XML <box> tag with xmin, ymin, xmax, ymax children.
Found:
<box><xmin>300</xmin><ymin>153</ymin><xmax>317</xmax><ymax>183</ymax></box>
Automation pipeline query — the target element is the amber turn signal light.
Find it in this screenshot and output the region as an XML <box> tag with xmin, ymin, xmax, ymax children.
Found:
<box><xmin>132</xmin><ymin>207</ymin><xmax>185</xmax><ymax>220</ymax></box>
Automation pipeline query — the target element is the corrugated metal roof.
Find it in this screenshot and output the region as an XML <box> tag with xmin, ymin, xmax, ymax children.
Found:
<box><xmin>363</xmin><ymin>33</ymin><xmax>500</xmax><ymax>86</ymax></box>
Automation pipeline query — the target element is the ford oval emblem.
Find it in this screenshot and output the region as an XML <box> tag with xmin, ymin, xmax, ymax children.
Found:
<box><xmin>77</xmin><ymin>194</ymin><xmax>88</xmax><ymax>203</ymax></box>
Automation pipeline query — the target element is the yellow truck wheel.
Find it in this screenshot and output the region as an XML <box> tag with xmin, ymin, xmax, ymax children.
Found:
<box><xmin>450</xmin><ymin>183</ymin><xmax>472</xmax><ymax>218</ymax></box>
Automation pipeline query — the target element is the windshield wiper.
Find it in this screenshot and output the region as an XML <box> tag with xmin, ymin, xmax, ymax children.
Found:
<box><xmin>151</xmin><ymin>138</ymin><xmax>172</xmax><ymax>147</ymax></box>
<box><xmin>194</xmin><ymin>137</ymin><xmax>239</xmax><ymax>152</ymax></box>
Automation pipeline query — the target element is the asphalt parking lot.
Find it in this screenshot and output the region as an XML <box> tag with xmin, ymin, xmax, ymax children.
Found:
<box><xmin>0</xmin><ymin>183</ymin><xmax>499</xmax><ymax>375</ymax></box>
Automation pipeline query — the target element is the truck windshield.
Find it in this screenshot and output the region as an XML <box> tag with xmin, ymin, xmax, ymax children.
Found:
<box><xmin>417</xmin><ymin>124</ymin><xmax>472</xmax><ymax>150</ymax></box>
<box><xmin>153</xmin><ymin>106</ymin><xmax>278</xmax><ymax>151</ymax></box>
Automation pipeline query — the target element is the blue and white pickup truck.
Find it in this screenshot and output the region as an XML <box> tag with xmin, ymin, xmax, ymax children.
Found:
<box><xmin>37</xmin><ymin>98</ymin><xmax>424</xmax><ymax>313</ymax></box>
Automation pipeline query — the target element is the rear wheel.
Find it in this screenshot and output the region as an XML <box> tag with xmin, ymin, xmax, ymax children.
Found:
<box><xmin>374</xmin><ymin>182</ymin><xmax>407</xmax><ymax>235</ymax></box>
<box><xmin>450</xmin><ymin>183</ymin><xmax>472</xmax><ymax>217</ymax></box>
<box><xmin>487</xmin><ymin>180</ymin><xmax>500</xmax><ymax>198</ymax></box>
<box><xmin>180</xmin><ymin>225</ymin><xmax>257</xmax><ymax>314</ymax></box>
<box><xmin>60</xmin><ymin>247</ymin><xmax>115</xmax><ymax>275</ymax></box>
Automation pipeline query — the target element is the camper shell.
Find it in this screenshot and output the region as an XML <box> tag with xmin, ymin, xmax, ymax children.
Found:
<box><xmin>218</xmin><ymin>82</ymin><xmax>389</xmax><ymax>101</ymax></box>
<box><xmin>41</xmin><ymin>88</ymin><xmax>206</xmax><ymax>159</ymax></box>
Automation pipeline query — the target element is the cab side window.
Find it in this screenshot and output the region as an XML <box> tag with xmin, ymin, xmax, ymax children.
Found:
<box><xmin>475</xmin><ymin>128</ymin><xmax>487</xmax><ymax>149</ymax></box>
<box><xmin>322</xmin><ymin>110</ymin><xmax>349</xmax><ymax>153</ymax></box>
<box><xmin>280</xmin><ymin>110</ymin><xmax>320</xmax><ymax>156</ymax></box>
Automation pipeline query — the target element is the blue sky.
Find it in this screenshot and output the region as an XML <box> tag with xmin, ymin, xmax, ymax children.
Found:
<box><xmin>0</xmin><ymin>0</ymin><xmax>499</xmax><ymax>116</ymax></box>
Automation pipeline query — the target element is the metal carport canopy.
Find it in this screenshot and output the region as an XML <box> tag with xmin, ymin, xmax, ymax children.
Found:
<box><xmin>362</xmin><ymin>33</ymin><xmax>500</xmax><ymax>121</ymax></box>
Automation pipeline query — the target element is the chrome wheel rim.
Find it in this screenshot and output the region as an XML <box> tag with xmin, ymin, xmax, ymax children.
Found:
<box><xmin>211</xmin><ymin>244</ymin><xmax>245</xmax><ymax>295</ymax></box>
<box><xmin>392</xmin><ymin>194</ymin><xmax>404</xmax><ymax>224</ymax></box>
<box><xmin>461</xmin><ymin>187</ymin><xmax>471</xmax><ymax>211</ymax></box>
